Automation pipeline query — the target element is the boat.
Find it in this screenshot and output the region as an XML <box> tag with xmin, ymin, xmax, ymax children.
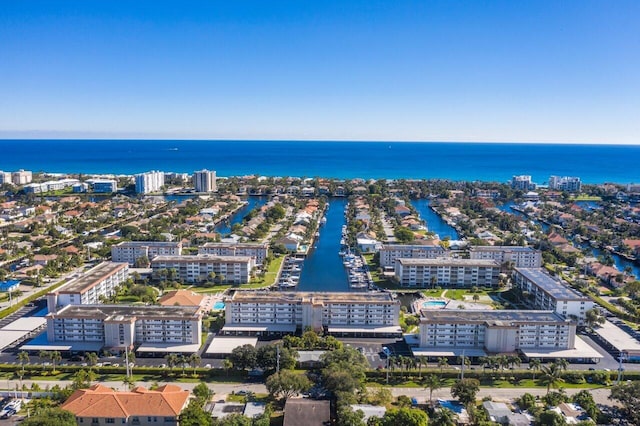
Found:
<box><xmin>320</xmin><ymin>217</ymin><xmax>327</xmax><ymax>225</ymax></box>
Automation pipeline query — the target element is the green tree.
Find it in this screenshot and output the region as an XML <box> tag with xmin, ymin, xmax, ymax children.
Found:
<box><xmin>72</xmin><ymin>369</ymin><xmax>97</xmax><ymax>390</ymax></box>
<box><xmin>423</xmin><ymin>374</ymin><xmax>442</xmax><ymax>406</ymax></box>
<box><xmin>584</xmin><ymin>308</ymin><xmax>605</xmax><ymax>330</ymax></box>
<box><xmin>18</xmin><ymin>351</ymin><xmax>29</xmax><ymax>377</ymax></box>
<box><xmin>336</xmin><ymin>405</ymin><xmax>366</xmax><ymax>426</ymax></box>
<box><xmin>379</xmin><ymin>407</ymin><xmax>428</xmax><ymax>426</ymax></box>
<box><xmin>265</xmin><ymin>370</ymin><xmax>312</xmax><ymax>400</ymax></box>
<box><xmin>529</xmin><ymin>358</ymin><xmax>541</xmax><ymax>380</ymax></box>
<box><xmin>180</xmin><ymin>400</ymin><xmax>213</xmax><ymax>426</ymax></box>
<box><xmin>21</xmin><ymin>408</ymin><xmax>76</xmax><ymax>426</ymax></box>
<box><xmin>451</xmin><ymin>378</ymin><xmax>480</xmax><ymax>407</ymax></box>
<box><xmin>610</xmin><ymin>381</ymin><xmax>640</xmax><ymax>425</ymax></box>
<box><xmin>430</xmin><ymin>408</ymin><xmax>456</xmax><ymax>426</ymax></box>
<box><xmin>539</xmin><ymin>363</ymin><xmax>564</xmax><ymax>394</ymax></box>
<box><xmin>537</xmin><ymin>410</ymin><xmax>567</xmax><ymax>426</ymax></box>
<box><xmin>517</xmin><ymin>393</ymin><xmax>536</xmax><ymax>411</ymax></box>
<box><xmin>321</xmin><ymin>347</ymin><xmax>369</xmax><ymax>397</ymax></box>
<box><xmin>437</xmin><ymin>357</ymin><xmax>449</xmax><ymax>375</ymax></box>
<box><xmin>572</xmin><ymin>389</ymin><xmax>600</xmax><ymax>420</ymax></box>
<box><xmin>229</xmin><ymin>344</ymin><xmax>257</xmax><ymax>370</ymax></box>
<box><xmin>256</xmin><ymin>344</ymin><xmax>298</xmax><ymax>372</ymax></box>
<box><xmin>189</xmin><ymin>353</ymin><xmax>201</xmax><ymax>376</ymax></box>
<box><xmin>50</xmin><ymin>351</ymin><xmax>62</xmax><ymax>373</ymax></box>
<box><xmin>86</xmin><ymin>352</ymin><xmax>99</xmax><ymax>370</ymax></box>
<box><xmin>211</xmin><ymin>414</ymin><xmax>252</xmax><ymax>426</ymax></box>
<box><xmin>165</xmin><ymin>353</ymin><xmax>179</xmax><ymax>374</ymax></box>
<box><xmin>193</xmin><ymin>382</ymin><xmax>213</xmax><ymax>405</ymax></box>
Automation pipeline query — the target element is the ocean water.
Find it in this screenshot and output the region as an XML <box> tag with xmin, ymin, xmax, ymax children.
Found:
<box><xmin>1</xmin><ymin>140</ymin><xmax>639</xmax><ymax>183</ymax></box>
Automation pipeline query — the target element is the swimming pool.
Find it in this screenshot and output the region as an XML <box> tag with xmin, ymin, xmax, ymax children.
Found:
<box><xmin>213</xmin><ymin>301</ymin><xmax>226</xmax><ymax>310</ymax></box>
<box><xmin>438</xmin><ymin>400</ymin><xmax>464</xmax><ymax>414</ymax></box>
<box><xmin>422</xmin><ymin>300</ymin><xmax>447</xmax><ymax>309</ymax></box>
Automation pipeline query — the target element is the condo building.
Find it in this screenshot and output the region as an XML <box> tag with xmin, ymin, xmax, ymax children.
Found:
<box><xmin>416</xmin><ymin>310</ymin><xmax>576</xmax><ymax>355</ymax></box>
<box><xmin>394</xmin><ymin>258</ymin><xmax>500</xmax><ymax>288</ymax></box>
<box><xmin>513</xmin><ymin>268</ymin><xmax>594</xmax><ymax>324</ymax></box>
<box><xmin>549</xmin><ymin>176</ymin><xmax>582</xmax><ymax>192</ymax></box>
<box><xmin>198</xmin><ymin>242</ymin><xmax>269</xmax><ymax>266</ymax></box>
<box><xmin>0</xmin><ymin>171</ymin><xmax>12</xmax><ymax>184</ymax></box>
<box><xmin>469</xmin><ymin>246</ymin><xmax>542</xmax><ymax>268</ymax></box>
<box><xmin>45</xmin><ymin>304</ymin><xmax>202</xmax><ymax>351</ymax></box>
<box><xmin>223</xmin><ymin>291</ymin><xmax>401</xmax><ymax>337</ymax></box>
<box><xmin>47</xmin><ymin>262</ymin><xmax>129</xmax><ymax>313</ymax></box>
<box><xmin>379</xmin><ymin>244</ymin><xmax>448</xmax><ymax>268</ymax></box>
<box><xmin>112</xmin><ymin>241</ymin><xmax>183</xmax><ymax>265</ymax></box>
<box><xmin>88</xmin><ymin>179</ymin><xmax>118</xmax><ymax>193</ymax></box>
<box><xmin>11</xmin><ymin>169</ymin><xmax>32</xmax><ymax>185</ymax></box>
<box><xmin>193</xmin><ymin>169</ymin><xmax>217</xmax><ymax>193</ymax></box>
<box><xmin>150</xmin><ymin>254</ymin><xmax>254</xmax><ymax>284</ymax></box>
<box><xmin>511</xmin><ymin>175</ymin><xmax>535</xmax><ymax>191</ymax></box>
<box><xmin>135</xmin><ymin>171</ymin><xmax>165</xmax><ymax>194</ymax></box>
<box><xmin>23</xmin><ymin>178</ymin><xmax>80</xmax><ymax>194</ymax></box>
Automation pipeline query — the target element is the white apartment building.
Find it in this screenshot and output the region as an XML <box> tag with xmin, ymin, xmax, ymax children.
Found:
<box><xmin>379</xmin><ymin>244</ymin><xmax>448</xmax><ymax>268</ymax></box>
<box><xmin>88</xmin><ymin>179</ymin><xmax>118</xmax><ymax>193</ymax></box>
<box><xmin>46</xmin><ymin>304</ymin><xmax>202</xmax><ymax>351</ymax></box>
<box><xmin>193</xmin><ymin>169</ymin><xmax>217</xmax><ymax>193</ymax></box>
<box><xmin>0</xmin><ymin>171</ymin><xmax>12</xmax><ymax>185</ymax></box>
<box><xmin>417</xmin><ymin>310</ymin><xmax>576</xmax><ymax>355</ymax></box>
<box><xmin>151</xmin><ymin>255</ymin><xmax>254</xmax><ymax>284</ymax></box>
<box><xmin>549</xmin><ymin>176</ymin><xmax>582</xmax><ymax>192</ymax></box>
<box><xmin>394</xmin><ymin>258</ymin><xmax>500</xmax><ymax>288</ymax></box>
<box><xmin>23</xmin><ymin>178</ymin><xmax>79</xmax><ymax>194</ymax></box>
<box><xmin>135</xmin><ymin>171</ymin><xmax>165</xmax><ymax>194</ymax></box>
<box><xmin>511</xmin><ymin>175</ymin><xmax>535</xmax><ymax>191</ymax></box>
<box><xmin>198</xmin><ymin>242</ymin><xmax>269</xmax><ymax>266</ymax></box>
<box><xmin>112</xmin><ymin>241</ymin><xmax>183</xmax><ymax>265</ymax></box>
<box><xmin>469</xmin><ymin>246</ymin><xmax>542</xmax><ymax>268</ymax></box>
<box><xmin>11</xmin><ymin>170</ymin><xmax>32</xmax><ymax>185</ymax></box>
<box><xmin>47</xmin><ymin>262</ymin><xmax>129</xmax><ymax>313</ymax></box>
<box><xmin>224</xmin><ymin>291</ymin><xmax>401</xmax><ymax>337</ymax></box>
<box><xmin>513</xmin><ymin>268</ymin><xmax>594</xmax><ymax>325</ymax></box>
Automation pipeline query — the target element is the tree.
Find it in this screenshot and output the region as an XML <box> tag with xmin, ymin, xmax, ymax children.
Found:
<box><xmin>265</xmin><ymin>370</ymin><xmax>312</xmax><ymax>400</ymax></box>
<box><xmin>423</xmin><ymin>374</ymin><xmax>442</xmax><ymax>406</ymax></box>
<box><xmin>211</xmin><ymin>414</ymin><xmax>252</xmax><ymax>426</ymax></box>
<box><xmin>539</xmin><ymin>363</ymin><xmax>564</xmax><ymax>394</ymax></box>
<box><xmin>18</xmin><ymin>351</ymin><xmax>29</xmax><ymax>377</ymax></box>
<box><xmin>86</xmin><ymin>352</ymin><xmax>99</xmax><ymax>370</ymax></box>
<box><xmin>180</xmin><ymin>400</ymin><xmax>213</xmax><ymax>426</ymax></box>
<box><xmin>229</xmin><ymin>344</ymin><xmax>257</xmax><ymax>370</ymax></box>
<box><xmin>555</xmin><ymin>358</ymin><xmax>569</xmax><ymax>372</ymax></box>
<box><xmin>50</xmin><ymin>351</ymin><xmax>62</xmax><ymax>373</ymax></box>
<box><xmin>517</xmin><ymin>393</ymin><xmax>536</xmax><ymax>411</ymax></box>
<box><xmin>437</xmin><ymin>357</ymin><xmax>449</xmax><ymax>375</ymax></box>
<box><xmin>321</xmin><ymin>347</ymin><xmax>369</xmax><ymax>397</ymax></box>
<box><xmin>223</xmin><ymin>358</ymin><xmax>233</xmax><ymax>376</ymax></box>
<box><xmin>256</xmin><ymin>344</ymin><xmax>298</xmax><ymax>372</ymax></box>
<box><xmin>430</xmin><ymin>408</ymin><xmax>456</xmax><ymax>426</ymax></box>
<box><xmin>336</xmin><ymin>405</ymin><xmax>366</xmax><ymax>426</ymax></box>
<box><xmin>610</xmin><ymin>381</ymin><xmax>640</xmax><ymax>425</ymax></box>
<box><xmin>529</xmin><ymin>358</ymin><xmax>541</xmax><ymax>380</ymax></box>
<box><xmin>189</xmin><ymin>353</ymin><xmax>201</xmax><ymax>376</ymax></box>
<box><xmin>193</xmin><ymin>382</ymin><xmax>213</xmax><ymax>405</ymax></box>
<box><xmin>451</xmin><ymin>378</ymin><xmax>480</xmax><ymax>407</ymax></box>
<box><xmin>584</xmin><ymin>308</ymin><xmax>605</xmax><ymax>330</ymax></box>
<box><xmin>537</xmin><ymin>410</ymin><xmax>567</xmax><ymax>426</ymax></box>
<box><xmin>123</xmin><ymin>375</ymin><xmax>136</xmax><ymax>391</ymax></box>
<box><xmin>165</xmin><ymin>353</ymin><xmax>179</xmax><ymax>374</ymax></box>
<box><xmin>72</xmin><ymin>369</ymin><xmax>97</xmax><ymax>390</ymax></box>
<box><xmin>21</xmin><ymin>408</ymin><xmax>76</xmax><ymax>426</ymax></box>
<box><xmin>572</xmin><ymin>389</ymin><xmax>599</xmax><ymax>420</ymax></box>
<box><xmin>368</xmin><ymin>388</ymin><xmax>393</xmax><ymax>407</ymax></box>
<box><xmin>379</xmin><ymin>407</ymin><xmax>428</xmax><ymax>426</ymax></box>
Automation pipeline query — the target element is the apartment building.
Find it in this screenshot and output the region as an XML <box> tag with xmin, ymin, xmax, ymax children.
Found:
<box><xmin>394</xmin><ymin>258</ymin><xmax>500</xmax><ymax>288</ymax></box>
<box><xmin>112</xmin><ymin>241</ymin><xmax>183</xmax><ymax>265</ymax></box>
<box><xmin>23</xmin><ymin>178</ymin><xmax>79</xmax><ymax>194</ymax></box>
<box><xmin>0</xmin><ymin>171</ymin><xmax>12</xmax><ymax>185</ymax></box>
<box><xmin>61</xmin><ymin>384</ymin><xmax>190</xmax><ymax>426</ymax></box>
<box><xmin>47</xmin><ymin>262</ymin><xmax>129</xmax><ymax>313</ymax></box>
<box><xmin>135</xmin><ymin>171</ymin><xmax>165</xmax><ymax>194</ymax></box>
<box><xmin>511</xmin><ymin>175</ymin><xmax>535</xmax><ymax>191</ymax></box>
<box><xmin>379</xmin><ymin>244</ymin><xmax>448</xmax><ymax>268</ymax></box>
<box><xmin>224</xmin><ymin>291</ymin><xmax>401</xmax><ymax>337</ymax></box>
<box><xmin>193</xmin><ymin>169</ymin><xmax>217</xmax><ymax>193</ymax></box>
<box><xmin>11</xmin><ymin>170</ymin><xmax>32</xmax><ymax>185</ymax></box>
<box><xmin>549</xmin><ymin>176</ymin><xmax>582</xmax><ymax>192</ymax></box>
<box><xmin>46</xmin><ymin>304</ymin><xmax>202</xmax><ymax>350</ymax></box>
<box><xmin>88</xmin><ymin>179</ymin><xmax>118</xmax><ymax>193</ymax></box>
<box><xmin>513</xmin><ymin>268</ymin><xmax>594</xmax><ymax>324</ymax></box>
<box><xmin>150</xmin><ymin>254</ymin><xmax>254</xmax><ymax>284</ymax></box>
<box><xmin>469</xmin><ymin>246</ymin><xmax>542</xmax><ymax>268</ymax></box>
<box><xmin>417</xmin><ymin>310</ymin><xmax>576</xmax><ymax>354</ymax></box>
<box><xmin>198</xmin><ymin>242</ymin><xmax>269</xmax><ymax>266</ymax></box>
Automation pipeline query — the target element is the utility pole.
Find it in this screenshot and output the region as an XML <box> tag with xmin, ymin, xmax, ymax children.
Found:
<box><xmin>617</xmin><ymin>351</ymin><xmax>624</xmax><ymax>384</ymax></box>
<box><xmin>460</xmin><ymin>350</ymin><xmax>465</xmax><ymax>380</ymax></box>
<box><xmin>276</xmin><ymin>345</ymin><xmax>280</xmax><ymax>373</ymax></box>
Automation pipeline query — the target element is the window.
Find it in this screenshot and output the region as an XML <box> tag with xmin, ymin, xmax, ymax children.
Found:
<box><xmin>106</xmin><ymin>419</ymin><xmax>115</xmax><ymax>424</ymax></box>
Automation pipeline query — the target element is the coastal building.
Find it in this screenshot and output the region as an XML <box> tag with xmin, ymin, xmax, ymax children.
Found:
<box><xmin>150</xmin><ymin>254</ymin><xmax>254</xmax><ymax>284</ymax></box>
<box><xmin>23</xmin><ymin>178</ymin><xmax>80</xmax><ymax>194</ymax></box>
<box><xmin>379</xmin><ymin>244</ymin><xmax>448</xmax><ymax>268</ymax></box>
<box><xmin>45</xmin><ymin>304</ymin><xmax>202</xmax><ymax>352</ymax></box>
<box><xmin>46</xmin><ymin>262</ymin><xmax>129</xmax><ymax>313</ymax></box>
<box><xmin>88</xmin><ymin>179</ymin><xmax>118</xmax><ymax>193</ymax></box>
<box><xmin>135</xmin><ymin>171</ymin><xmax>164</xmax><ymax>194</ymax></box>
<box><xmin>549</xmin><ymin>175</ymin><xmax>582</xmax><ymax>192</ymax></box>
<box><xmin>394</xmin><ymin>258</ymin><xmax>500</xmax><ymax>288</ymax></box>
<box><xmin>223</xmin><ymin>291</ymin><xmax>401</xmax><ymax>337</ymax></box>
<box><xmin>511</xmin><ymin>175</ymin><xmax>535</xmax><ymax>191</ymax></box>
<box><xmin>60</xmin><ymin>383</ymin><xmax>190</xmax><ymax>426</ymax></box>
<box><xmin>193</xmin><ymin>169</ymin><xmax>217</xmax><ymax>193</ymax></box>
<box><xmin>0</xmin><ymin>171</ymin><xmax>12</xmax><ymax>185</ymax></box>
<box><xmin>468</xmin><ymin>246</ymin><xmax>542</xmax><ymax>268</ymax></box>
<box><xmin>512</xmin><ymin>268</ymin><xmax>594</xmax><ymax>324</ymax></box>
<box><xmin>11</xmin><ymin>169</ymin><xmax>32</xmax><ymax>185</ymax></box>
<box><xmin>416</xmin><ymin>310</ymin><xmax>576</xmax><ymax>356</ymax></box>
<box><xmin>198</xmin><ymin>242</ymin><xmax>268</xmax><ymax>266</ymax></box>
<box><xmin>111</xmin><ymin>241</ymin><xmax>183</xmax><ymax>265</ymax></box>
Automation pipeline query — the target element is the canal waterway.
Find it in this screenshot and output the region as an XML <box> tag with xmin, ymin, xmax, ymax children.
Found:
<box><xmin>214</xmin><ymin>196</ymin><xmax>269</xmax><ymax>235</ymax></box>
<box><xmin>297</xmin><ymin>198</ymin><xmax>351</xmax><ymax>292</ymax></box>
<box><xmin>411</xmin><ymin>199</ymin><xmax>459</xmax><ymax>240</ymax></box>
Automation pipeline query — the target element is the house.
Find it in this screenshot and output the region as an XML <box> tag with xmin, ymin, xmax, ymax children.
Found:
<box><xmin>283</xmin><ymin>399</ymin><xmax>331</xmax><ymax>426</ymax></box>
<box><xmin>60</xmin><ymin>383</ymin><xmax>190</xmax><ymax>426</ymax></box>
<box><xmin>482</xmin><ymin>401</ymin><xmax>530</xmax><ymax>426</ymax></box>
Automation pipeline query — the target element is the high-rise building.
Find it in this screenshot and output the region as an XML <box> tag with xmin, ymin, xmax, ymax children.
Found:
<box><xmin>193</xmin><ymin>169</ymin><xmax>217</xmax><ymax>193</ymax></box>
<box><xmin>511</xmin><ymin>175</ymin><xmax>535</xmax><ymax>191</ymax></box>
<box><xmin>134</xmin><ymin>171</ymin><xmax>165</xmax><ymax>194</ymax></box>
<box><xmin>11</xmin><ymin>170</ymin><xmax>32</xmax><ymax>185</ymax></box>
<box><xmin>549</xmin><ymin>176</ymin><xmax>581</xmax><ymax>192</ymax></box>
<box><xmin>0</xmin><ymin>171</ymin><xmax>12</xmax><ymax>185</ymax></box>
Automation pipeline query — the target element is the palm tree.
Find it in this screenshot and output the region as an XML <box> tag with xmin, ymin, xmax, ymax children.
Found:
<box><xmin>179</xmin><ymin>355</ymin><xmax>189</xmax><ymax>376</ymax></box>
<box><xmin>539</xmin><ymin>363</ymin><xmax>564</xmax><ymax>394</ymax></box>
<box><xmin>423</xmin><ymin>374</ymin><xmax>442</xmax><ymax>406</ymax></box>
<box><xmin>17</xmin><ymin>352</ymin><xmax>29</xmax><ymax>377</ymax></box>
<box><xmin>555</xmin><ymin>358</ymin><xmax>569</xmax><ymax>372</ymax></box>
<box><xmin>86</xmin><ymin>352</ymin><xmax>99</xmax><ymax>371</ymax></box>
<box><xmin>189</xmin><ymin>354</ymin><xmax>201</xmax><ymax>376</ymax></box>
<box><xmin>438</xmin><ymin>357</ymin><xmax>449</xmax><ymax>375</ymax></box>
<box><xmin>223</xmin><ymin>358</ymin><xmax>233</xmax><ymax>376</ymax></box>
<box><xmin>123</xmin><ymin>375</ymin><xmax>136</xmax><ymax>391</ymax></box>
<box><xmin>417</xmin><ymin>356</ymin><xmax>427</xmax><ymax>379</ymax></box>
<box><xmin>529</xmin><ymin>358</ymin><xmax>541</xmax><ymax>380</ymax></box>
<box><xmin>508</xmin><ymin>355</ymin><xmax>521</xmax><ymax>370</ymax></box>
<box><xmin>165</xmin><ymin>354</ymin><xmax>179</xmax><ymax>375</ymax></box>
<box><xmin>431</xmin><ymin>407</ymin><xmax>456</xmax><ymax>426</ymax></box>
<box><xmin>498</xmin><ymin>355</ymin><xmax>510</xmax><ymax>373</ymax></box>
<box><xmin>39</xmin><ymin>350</ymin><xmax>49</xmax><ymax>371</ymax></box>
<box><xmin>50</xmin><ymin>351</ymin><xmax>62</xmax><ymax>373</ymax></box>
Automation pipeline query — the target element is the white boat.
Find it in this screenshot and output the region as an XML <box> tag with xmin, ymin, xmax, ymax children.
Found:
<box><xmin>321</xmin><ymin>217</ymin><xmax>327</xmax><ymax>225</ymax></box>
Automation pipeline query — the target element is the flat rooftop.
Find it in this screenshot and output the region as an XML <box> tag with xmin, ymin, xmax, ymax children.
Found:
<box><xmin>470</xmin><ymin>246</ymin><xmax>538</xmax><ymax>252</ymax></box>
<box><xmin>205</xmin><ymin>337</ymin><xmax>258</xmax><ymax>355</ymax></box>
<box><xmin>520</xmin><ymin>336</ymin><xmax>604</xmax><ymax>360</ymax></box>
<box><xmin>515</xmin><ymin>268</ymin><xmax>589</xmax><ymax>301</ymax></box>
<box><xmin>201</xmin><ymin>242</ymin><xmax>267</xmax><ymax>248</ymax></box>
<box><xmin>420</xmin><ymin>310</ymin><xmax>569</xmax><ymax>324</ymax></box>
<box><xmin>49</xmin><ymin>304</ymin><xmax>201</xmax><ymax>320</ymax></box>
<box><xmin>151</xmin><ymin>254</ymin><xmax>253</xmax><ymax>263</ymax></box>
<box><xmin>56</xmin><ymin>262</ymin><xmax>128</xmax><ymax>294</ymax></box>
<box><xmin>115</xmin><ymin>241</ymin><xmax>181</xmax><ymax>247</ymax></box>
<box><xmin>593</xmin><ymin>320</ymin><xmax>640</xmax><ymax>354</ymax></box>
<box><xmin>397</xmin><ymin>258</ymin><xmax>499</xmax><ymax>267</ymax></box>
<box><xmin>230</xmin><ymin>291</ymin><xmax>397</xmax><ymax>305</ymax></box>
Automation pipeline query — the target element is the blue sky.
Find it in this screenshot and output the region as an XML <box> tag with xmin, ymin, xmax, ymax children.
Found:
<box><xmin>0</xmin><ymin>1</ymin><xmax>638</xmax><ymax>143</ymax></box>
